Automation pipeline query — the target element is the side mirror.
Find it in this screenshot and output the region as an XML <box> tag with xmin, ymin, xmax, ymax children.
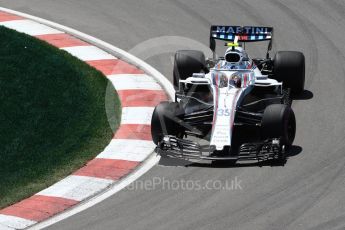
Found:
<box><xmin>210</xmin><ymin>38</ymin><xmax>216</xmax><ymax>52</ymax></box>
<box><xmin>206</xmin><ymin>58</ymin><xmax>216</xmax><ymax>69</ymax></box>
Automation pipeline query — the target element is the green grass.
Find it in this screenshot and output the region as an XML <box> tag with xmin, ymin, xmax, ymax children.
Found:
<box><xmin>0</xmin><ymin>26</ymin><xmax>121</xmax><ymax>208</ymax></box>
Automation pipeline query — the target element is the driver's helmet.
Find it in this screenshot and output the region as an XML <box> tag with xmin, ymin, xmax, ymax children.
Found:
<box><xmin>224</xmin><ymin>47</ymin><xmax>248</xmax><ymax>69</ymax></box>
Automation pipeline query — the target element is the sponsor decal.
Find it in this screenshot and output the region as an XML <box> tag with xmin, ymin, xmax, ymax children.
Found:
<box><xmin>214</xmin><ymin>26</ymin><xmax>271</xmax><ymax>35</ymax></box>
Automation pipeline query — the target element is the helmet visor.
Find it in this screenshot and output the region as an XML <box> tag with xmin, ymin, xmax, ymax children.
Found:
<box><xmin>225</xmin><ymin>53</ymin><xmax>241</xmax><ymax>62</ymax></box>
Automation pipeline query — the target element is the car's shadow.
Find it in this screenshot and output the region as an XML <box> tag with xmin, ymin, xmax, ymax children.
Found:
<box><xmin>158</xmin><ymin>145</ymin><xmax>303</xmax><ymax>168</ymax></box>
<box><xmin>292</xmin><ymin>90</ymin><xmax>313</xmax><ymax>101</ymax></box>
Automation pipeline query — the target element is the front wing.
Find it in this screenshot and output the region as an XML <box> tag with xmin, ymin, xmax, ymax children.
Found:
<box><xmin>157</xmin><ymin>135</ymin><xmax>283</xmax><ymax>162</ymax></box>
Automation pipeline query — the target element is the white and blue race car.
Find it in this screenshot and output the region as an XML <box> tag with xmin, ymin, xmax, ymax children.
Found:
<box><xmin>151</xmin><ymin>26</ymin><xmax>305</xmax><ymax>163</ymax></box>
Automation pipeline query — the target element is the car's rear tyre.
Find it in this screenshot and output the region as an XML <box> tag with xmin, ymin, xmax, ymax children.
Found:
<box><xmin>173</xmin><ymin>50</ymin><xmax>206</xmax><ymax>88</ymax></box>
<box><xmin>273</xmin><ymin>51</ymin><xmax>305</xmax><ymax>95</ymax></box>
<box><xmin>151</xmin><ymin>102</ymin><xmax>185</xmax><ymax>145</ymax></box>
<box><xmin>261</xmin><ymin>104</ymin><xmax>296</xmax><ymax>147</ymax></box>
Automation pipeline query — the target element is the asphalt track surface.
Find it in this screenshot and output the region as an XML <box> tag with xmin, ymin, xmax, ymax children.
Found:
<box><xmin>2</xmin><ymin>1</ymin><xmax>345</xmax><ymax>229</ymax></box>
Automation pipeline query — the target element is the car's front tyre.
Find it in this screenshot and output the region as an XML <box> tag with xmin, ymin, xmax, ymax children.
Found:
<box><xmin>261</xmin><ymin>104</ymin><xmax>296</xmax><ymax>147</ymax></box>
<box><xmin>151</xmin><ymin>102</ymin><xmax>185</xmax><ymax>145</ymax></box>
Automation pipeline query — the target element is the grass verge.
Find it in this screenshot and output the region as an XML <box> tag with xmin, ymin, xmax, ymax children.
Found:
<box><xmin>0</xmin><ymin>26</ymin><xmax>121</xmax><ymax>208</ymax></box>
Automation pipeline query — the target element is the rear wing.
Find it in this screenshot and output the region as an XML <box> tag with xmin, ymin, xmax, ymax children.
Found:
<box><xmin>209</xmin><ymin>26</ymin><xmax>274</xmax><ymax>58</ymax></box>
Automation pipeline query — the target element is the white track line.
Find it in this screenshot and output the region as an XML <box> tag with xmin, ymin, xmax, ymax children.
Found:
<box><xmin>61</xmin><ymin>46</ymin><xmax>116</xmax><ymax>61</ymax></box>
<box><xmin>121</xmin><ymin>107</ymin><xmax>155</xmax><ymax>125</ymax></box>
<box><xmin>0</xmin><ymin>224</ymin><xmax>13</xmax><ymax>230</ymax></box>
<box><xmin>0</xmin><ymin>19</ymin><xmax>62</xmax><ymax>36</ymax></box>
<box><xmin>0</xmin><ymin>215</ymin><xmax>37</xmax><ymax>230</ymax></box>
<box><xmin>37</xmin><ymin>176</ymin><xmax>114</xmax><ymax>202</ymax></box>
<box><xmin>97</xmin><ymin>139</ymin><xmax>155</xmax><ymax>162</ymax></box>
<box><xmin>107</xmin><ymin>74</ymin><xmax>162</xmax><ymax>91</ymax></box>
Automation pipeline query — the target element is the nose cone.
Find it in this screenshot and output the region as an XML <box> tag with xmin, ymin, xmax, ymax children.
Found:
<box><xmin>210</xmin><ymin>87</ymin><xmax>243</xmax><ymax>150</ymax></box>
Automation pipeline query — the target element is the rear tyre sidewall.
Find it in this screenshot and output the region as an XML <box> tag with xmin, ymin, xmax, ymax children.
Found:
<box><xmin>273</xmin><ymin>51</ymin><xmax>305</xmax><ymax>95</ymax></box>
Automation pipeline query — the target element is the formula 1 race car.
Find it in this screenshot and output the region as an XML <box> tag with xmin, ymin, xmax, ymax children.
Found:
<box><xmin>151</xmin><ymin>26</ymin><xmax>305</xmax><ymax>163</ymax></box>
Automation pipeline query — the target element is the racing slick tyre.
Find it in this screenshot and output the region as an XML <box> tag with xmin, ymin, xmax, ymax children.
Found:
<box><xmin>151</xmin><ymin>102</ymin><xmax>185</xmax><ymax>145</ymax></box>
<box><xmin>173</xmin><ymin>50</ymin><xmax>206</xmax><ymax>88</ymax></box>
<box><xmin>273</xmin><ymin>51</ymin><xmax>305</xmax><ymax>95</ymax></box>
<box><xmin>261</xmin><ymin>104</ymin><xmax>296</xmax><ymax>147</ymax></box>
